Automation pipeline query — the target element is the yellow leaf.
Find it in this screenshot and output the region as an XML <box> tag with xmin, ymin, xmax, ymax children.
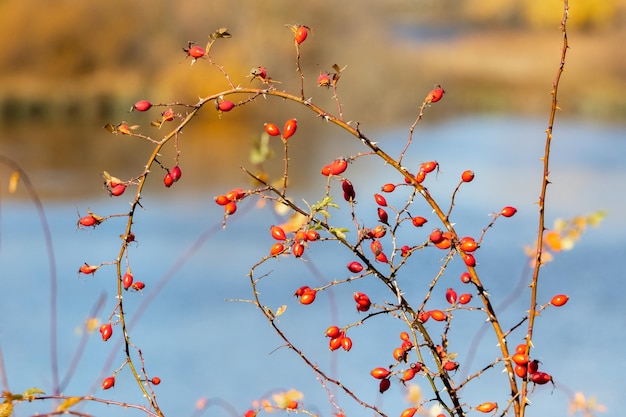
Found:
<box><xmin>57</xmin><ymin>397</ymin><xmax>82</xmax><ymax>411</ymax></box>
<box><xmin>405</xmin><ymin>384</ymin><xmax>422</xmax><ymax>405</ymax></box>
<box><xmin>8</xmin><ymin>171</ymin><xmax>19</xmax><ymax>193</ymax></box>
<box><xmin>0</xmin><ymin>401</ymin><xmax>13</xmax><ymax>417</ymax></box>
<box><xmin>275</xmin><ymin>305</ymin><xmax>287</xmax><ymax>317</ymax></box>
<box><xmin>85</xmin><ymin>317</ymin><xmax>100</xmax><ymax>333</ymax></box>
<box><xmin>544</xmin><ymin>230</ymin><xmax>562</xmax><ymax>252</ymax></box>
<box><xmin>274</xmin><ymin>201</ymin><xmax>291</xmax><ymax>216</ymax></box>
<box><xmin>553</xmin><ymin>218</ymin><xmax>566</xmax><ymax>232</ymax></box>
<box><xmin>278</xmin><ymin>212</ymin><xmax>307</xmax><ymax>233</ymax></box>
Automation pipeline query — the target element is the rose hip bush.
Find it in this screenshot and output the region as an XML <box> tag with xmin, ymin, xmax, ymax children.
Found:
<box><xmin>0</xmin><ymin>2</ymin><xmax>608</xmax><ymax>417</ymax></box>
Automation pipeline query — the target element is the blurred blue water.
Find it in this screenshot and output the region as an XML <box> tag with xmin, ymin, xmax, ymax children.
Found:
<box><xmin>1</xmin><ymin>116</ymin><xmax>624</xmax><ymax>417</ymax></box>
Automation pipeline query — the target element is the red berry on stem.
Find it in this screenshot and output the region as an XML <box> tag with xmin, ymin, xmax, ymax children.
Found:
<box><xmin>370</xmin><ymin>367</ymin><xmax>391</xmax><ymax>379</ymax></box>
<box><xmin>283</xmin><ymin>118</ymin><xmax>297</xmax><ymax>140</ymax></box>
<box><xmin>429</xmin><ymin>229</ymin><xmax>443</xmax><ymax>244</ymax></box>
<box><xmin>429</xmin><ymin>310</ymin><xmax>446</xmax><ymax>321</ymax></box>
<box><xmin>421</xmin><ymin>161</ymin><xmax>438</xmax><ymax>174</ymax></box>
<box><xmin>515</xmin><ymin>365</ymin><xmax>528</xmax><ymax>378</ymax></box>
<box><xmin>215</xmin><ymin>195</ymin><xmax>229</xmax><ymax>206</ymax></box>
<box><xmin>294</xmin><ymin>25</ymin><xmax>308</xmax><ymax>44</ymax></box>
<box><xmin>132</xmin><ymin>100</ymin><xmax>152</xmax><ymax>112</ymax></box>
<box><xmin>381</xmin><ymin>183</ymin><xmax>396</xmax><ymax>193</ymax></box>
<box><xmin>270</xmin><ymin>225</ymin><xmax>287</xmax><ymax>241</ymax></box>
<box><xmin>110</xmin><ymin>184</ymin><xmax>126</xmax><ymax>197</ymax></box>
<box><xmin>325</xmin><ymin>326</ymin><xmax>342</xmax><ymax>338</ymax></box>
<box><xmin>170</xmin><ymin>166</ymin><xmax>182</xmax><ymax>182</ymax></box>
<box><xmin>379</xmin><ymin>378</ymin><xmax>391</xmax><ymax>393</ymax></box>
<box><xmin>270</xmin><ymin>242</ymin><xmax>284</xmax><ymax>256</ymax></box>
<box><xmin>354</xmin><ymin>292</ymin><xmax>371</xmax><ymax>312</ymax></box>
<box><xmin>298</xmin><ymin>287</ymin><xmax>316</xmax><ymax>305</ymax></box>
<box><xmin>501</xmin><ymin>206</ymin><xmax>517</xmax><ymax>217</ymax></box>
<box><xmin>341</xmin><ymin>336</ymin><xmax>352</xmax><ymax>351</ymax></box>
<box><xmin>224</xmin><ymin>201</ymin><xmax>237</xmax><ymax>215</ymax></box>
<box><xmin>434</xmin><ymin>232</ymin><xmax>452</xmax><ymax>250</ymax></box>
<box><xmin>393</xmin><ymin>347</ymin><xmax>407</xmax><ymax>362</ymax></box>
<box><xmin>79</xmin><ymin>215</ymin><xmax>100</xmax><ymax>228</ymax></box>
<box><xmin>186</xmin><ymin>45</ymin><xmax>205</xmax><ymax>59</ymax></box>
<box><xmin>321</xmin><ymin>164</ymin><xmax>332</xmax><ymax>176</ymax></box>
<box><xmin>400</xmin><ymin>407</ymin><xmax>418</xmax><ymax>417</ymax></box>
<box><xmin>317</xmin><ymin>73</ymin><xmax>331</xmax><ymax>87</ymax></box>
<box><xmin>377</xmin><ymin>208</ymin><xmax>389</xmax><ymax>225</ymax></box>
<box><xmin>411</xmin><ymin>216</ymin><xmax>428</xmax><ymax>227</ymax></box>
<box><xmin>403</xmin><ymin>368</ymin><xmax>416</xmax><ymax>382</ymax></box>
<box><xmin>458</xmin><ymin>293</ymin><xmax>472</xmax><ymax>304</ymax></box>
<box><xmin>459</xmin><ymin>236</ymin><xmax>478</xmax><ymax>252</ymax></box>
<box><xmin>531</xmin><ymin>371</ymin><xmax>552</xmax><ymax>385</ymax></box>
<box><xmin>329</xmin><ymin>336</ymin><xmax>343</xmax><ymax>351</ymax></box>
<box><xmin>347</xmin><ymin>261</ymin><xmax>364</xmax><ymax>273</ymax></box>
<box><xmin>375</xmin><ymin>252</ymin><xmax>389</xmax><ymax>263</ymax></box>
<box><xmin>463</xmin><ymin>253</ymin><xmax>476</xmax><ymax>267</ymax></box>
<box><xmin>443</xmin><ymin>361</ymin><xmax>458</xmax><ymax>371</ymax></box>
<box><xmin>151</xmin><ymin>376</ymin><xmax>161</xmax><ymax>385</ymax></box>
<box><xmin>264</xmin><ymin>123</ymin><xmax>280</xmax><ymax>136</ymax></box>
<box><xmin>329</xmin><ymin>159</ymin><xmax>348</xmax><ymax>176</ymax></box>
<box><xmin>551</xmin><ymin>294</ymin><xmax>569</xmax><ymax>307</ymax></box>
<box><xmin>131</xmin><ymin>281</ymin><xmax>145</xmax><ymax>291</ymax></box>
<box><xmin>512</xmin><ymin>353</ymin><xmax>530</xmax><ymax>366</ymax></box>
<box><xmin>460</xmin><ymin>272</ymin><xmax>471</xmax><ymax>283</ymax></box>
<box><xmin>102</xmin><ymin>376</ymin><xmax>115</xmax><ymax>390</ymax></box>
<box><xmin>445</xmin><ymin>288</ymin><xmax>457</xmax><ymax>304</ymax></box>
<box><xmin>306</xmin><ymin>230</ymin><xmax>319</xmax><ymax>241</ymax></box>
<box><xmin>100</xmin><ymin>323</ymin><xmax>113</xmax><ymax>341</ymax></box>
<box><xmin>123</xmin><ymin>271</ymin><xmax>134</xmax><ymax>290</ymax></box>
<box><xmin>161</xmin><ymin>108</ymin><xmax>175</xmax><ymax>122</ymax></box>
<box><xmin>79</xmin><ymin>264</ymin><xmax>99</xmax><ymax>275</ymax></box>
<box><xmin>515</xmin><ymin>344</ymin><xmax>527</xmax><ymax>354</ymax></box>
<box><xmin>225</xmin><ymin>188</ymin><xmax>245</xmax><ymax>201</ymax></box>
<box><xmin>341</xmin><ymin>179</ymin><xmax>355</xmax><ymax>201</ymax></box>
<box><xmin>292</xmin><ymin>242</ymin><xmax>304</xmax><ymax>258</ymax></box>
<box><xmin>164</xmin><ymin>172</ymin><xmax>174</xmax><ymax>188</ymax></box>
<box><xmin>461</xmin><ymin>170</ymin><xmax>475</xmax><ymax>182</ymax></box>
<box><xmin>425</xmin><ymin>85</ymin><xmax>445</xmax><ymax>103</ymax></box>
<box><xmin>217</xmin><ymin>100</ymin><xmax>235</xmax><ymax>112</ymax></box>
<box><xmin>475</xmin><ymin>402</ymin><xmax>497</xmax><ymax>413</ymax></box>
<box><xmin>374</xmin><ymin>193</ymin><xmax>387</xmax><ymax>206</ymax></box>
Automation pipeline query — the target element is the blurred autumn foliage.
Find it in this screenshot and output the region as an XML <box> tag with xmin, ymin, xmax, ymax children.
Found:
<box><xmin>1</xmin><ymin>0</ymin><xmax>624</xmax><ymax>124</ymax></box>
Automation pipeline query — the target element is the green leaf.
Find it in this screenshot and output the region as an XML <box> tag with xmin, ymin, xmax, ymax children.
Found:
<box><xmin>311</xmin><ymin>196</ymin><xmax>334</xmax><ymax>211</ymax></box>
<box><xmin>317</xmin><ymin>210</ymin><xmax>331</xmax><ymax>218</ymax></box>
<box><xmin>329</xmin><ymin>227</ymin><xmax>350</xmax><ymax>240</ymax></box>
<box><xmin>22</xmin><ymin>387</ymin><xmax>45</xmax><ymax>400</ymax></box>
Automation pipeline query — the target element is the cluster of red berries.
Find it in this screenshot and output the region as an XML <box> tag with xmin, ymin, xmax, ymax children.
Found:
<box><xmin>163</xmin><ymin>165</ymin><xmax>182</xmax><ymax>188</ymax></box>
<box><xmin>370</xmin><ymin>332</ymin><xmax>462</xmax><ymax>395</ymax></box>
<box><xmin>214</xmin><ymin>187</ymin><xmax>246</xmax><ymax>215</ymax></box>
<box><xmin>294</xmin><ymin>285</ymin><xmax>317</xmax><ymax>305</ymax></box>
<box><xmin>325</xmin><ymin>325</ymin><xmax>352</xmax><ymax>352</ymax></box>
<box><xmin>268</xmin><ymin>225</ymin><xmax>320</xmax><ymax>258</ymax></box>
<box><xmin>511</xmin><ymin>344</ymin><xmax>553</xmax><ymax>385</ymax></box>
<box><xmin>103</xmin><ymin>171</ymin><xmax>127</xmax><ymax>197</ymax></box>
<box><xmin>264</xmin><ymin>118</ymin><xmax>298</xmax><ymax>141</ymax></box>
